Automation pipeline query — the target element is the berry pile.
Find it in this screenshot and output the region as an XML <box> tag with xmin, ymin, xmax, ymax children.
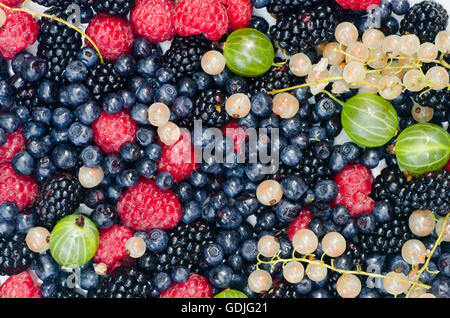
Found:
<box><xmin>0</xmin><ymin>0</ymin><xmax>449</xmax><ymax>300</ymax></box>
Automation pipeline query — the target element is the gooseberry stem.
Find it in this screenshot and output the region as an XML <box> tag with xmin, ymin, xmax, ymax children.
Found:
<box><xmin>0</xmin><ymin>2</ymin><xmax>104</xmax><ymax>64</ymax></box>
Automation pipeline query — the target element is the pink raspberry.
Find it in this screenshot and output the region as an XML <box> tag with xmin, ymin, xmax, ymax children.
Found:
<box><xmin>130</xmin><ymin>0</ymin><xmax>175</xmax><ymax>43</ymax></box>
<box><xmin>117</xmin><ymin>178</ymin><xmax>182</xmax><ymax>231</ymax></box>
<box><xmin>0</xmin><ymin>271</ymin><xmax>41</xmax><ymax>298</ymax></box>
<box><xmin>334</xmin><ymin>0</ymin><xmax>381</xmax><ymax>11</ymax></box>
<box><xmin>160</xmin><ymin>273</ymin><xmax>212</xmax><ymax>298</ymax></box>
<box><xmin>221</xmin><ymin>0</ymin><xmax>253</xmax><ymax>31</ymax></box>
<box><xmin>0</xmin><ymin>128</ymin><xmax>26</xmax><ymax>165</ymax></box>
<box><xmin>0</xmin><ymin>162</ymin><xmax>37</xmax><ymax>210</ymax></box>
<box><xmin>287</xmin><ymin>206</ymin><xmax>313</xmax><ymax>241</ymax></box>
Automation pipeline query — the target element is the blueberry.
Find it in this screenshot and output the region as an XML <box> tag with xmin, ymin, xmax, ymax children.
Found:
<box><xmin>323</xmin><ymin>115</ymin><xmax>342</xmax><ymax>137</ymax></box>
<box><xmin>216</xmin><ymin>230</ymin><xmax>240</xmax><ymax>254</ymax></box>
<box><xmin>68</xmin><ymin>122</ymin><xmax>93</xmax><ymax>146</ymax></box>
<box><xmin>27</xmin><ymin>139</ymin><xmax>49</xmax><ymax>159</ymax></box>
<box><xmin>12</xmin><ymin>151</ymin><xmax>35</xmax><ymax>176</ymax></box>
<box><xmin>248</xmin><ymin>15</ymin><xmax>269</xmax><ymax>33</ymax></box>
<box><xmin>120</xmin><ymin>142</ymin><xmax>141</xmax><ymax>163</ymax></box>
<box><xmin>189</xmin><ymin>170</ymin><xmax>209</xmax><ymax>188</ymax></box>
<box><xmin>92</xmin><ymin>204</ymin><xmax>116</xmax><ymax>229</ymax></box>
<box><xmin>155</xmin><ymin>171</ymin><xmax>174</xmax><ymax>190</ymax></box>
<box><xmin>77</xmin><ymin>47</ymin><xmax>99</xmax><ymax>67</ymax></box>
<box><xmin>172</xmin><ymin>96</ymin><xmax>193</xmax><ymax>118</ymax></box>
<box><xmin>102</xmin><ymin>93</ymin><xmax>124</xmax><ymax>114</ymax></box>
<box><xmin>222</xmin><ymin>176</ymin><xmax>243</xmax><ymax>198</ymax></box>
<box><xmin>192</xmin><ymin>72</ymin><xmax>213</xmax><ymax>91</ymax></box>
<box><xmin>83</xmin><ymin>188</ymin><xmax>106</xmax><ymax>209</ymax></box>
<box><xmin>0</xmin><ymin>221</ymin><xmax>14</xmax><ymax>237</ymax></box>
<box><xmin>118</xmin><ymin>89</ymin><xmax>135</xmax><ymax>109</ymax></box>
<box><xmin>339</xmin><ymin>142</ymin><xmax>360</xmax><ymax>162</ymax></box>
<box><xmin>137</xmin><ymin>55</ymin><xmax>161</xmax><ymax>77</ymax></box>
<box><xmin>131</xmin><ymin>103</ymin><xmax>150</xmax><ymax>125</ymax></box>
<box><xmin>391</xmin><ymin>0</ymin><xmax>409</xmax><ymax>15</ymax></box>
<box><xmin>388</xmin><ymin>255</ymin><xmax>410</xmax><ymax>275</ymax></box>
<box><xmin>80</xmin><ymin>268</ymin><xmax>99</xmax><ymax>290</ymax></box>
<box><xmin>0</xmin><ymin>202</ymin><xmax>18</xmax><ymax>222</ymax></box>
<box><xmin>359</xmin><ymin>288</ymin><xmax>380</xmax><ymax>298</ymax></box>
<box><xmin>0</xmin><ymin>128</ymin><xmax>5</xmax><ymax>147</ymax></box>
<box><xmin>51</xmin><ymin>107</ymin><xmax>73</xmax><ymax>129</ymax></box>
<box><xmin>430</xmin><ymin>277</ymin><xmax>450</xmax><ymax>298</ymax></box>
<box><xmin>75</xmin><ymin>100</ymin><xmax>101</xmax><ymax>125</ymax></box>
<box><xmin>290</xmin><ymin>133</ymin><xmax>309</xmax><ymax>150</ymax></box>
<box><xmin>135</xmin><ymin>128</ymin><xmax>154</xmax><ymax>148</ymax></box>
<box><xmin>11</xmin><ymin>52</ymin><xmax>32</xmax><ymax>74</ymax></box>
<box><xmin>33</xmin><ymin>254</ymin><xmax>59</xmax><ymax>282</ymax></box>
<box><xmin>225</xmin><ymin>76</ymin><xmax>249</xmax><ymax>95</ymax></box>
<box><xmin>0</xmin><ymin>113</ymin><xmax>20</xmax><ymax>133</ymax></box>
<box><xmin>59</xmin><ymin>83</ymin><xmax>90</xmax><ymax>107</ymax></box>
<box><xmin>331</xmin><ymin>205</ymin><xmax>350</xmax><ymax>226</ymax></box>
<box><xmin>310</xmin><ymin>202</ymin><xmax>332</xmax><ymax>220</ymax></box>
<box><xmin>259</xmin><ymin>113</ymin><xmax>279</xmax><ymax>131</ymax></box>
<box><xmin>209</xmin><ymin>265</ymin><xmax>232</xmax><ymax>289</ymax></box>
<box><xmin>361</xmin><ymin>148</ymin><xmax>381</xmax><ymax>169</ymax></box>
<box><xmin>308</xmin><ymin>218</ymin><xmax>326</xmax><ymax>238</ymax></box>
<box><xmin>154</xmin><ymin>84</ymin><xmax>178</xmax><ymax>106</ymax></box>
<box><xmin>114</xmin><ymin>54</ymin><xmax>136</xmax><ymax>76</ymax></box>
<box><xmin>194</xmin><ymin>189</ymin><xmax>208</xmax><ymax>203</ymax></box>
<box><xmin>372</xmin><ymin>201</ymin><xmax>392</xmax><ymax>222</ymax></box>
<box><xmin>356</xmin><ymin>213</ymin><xmax>376</xmax><ymax>234</ymax></box>
<box><xmin>438</xmin><ymin>253</ymin><xmax>450</xmax><ymax>278</ymax></box>
<box><xmin>251</xmin><ymin>0</ymin><xmax>270</xmax><ymax>8</ymax></box>
<box><xmin>15</xmin><ymin>210</ymin><xmax>35</xmax><ymax>234</ymax></box>
<box><xmin>147</xmin><ymin>229</ymin><xmax>168</xmax><ymax>252</ymax></box>
<box><xmin>237</xmin><ymin>112</ymin><xmax>258</xmax><ymax>129</ymax></box>
<box><xmin>35</xmin><ymin>156</ymin><xmax>56</xmax><ymax>183</ymax></box>
<box><xmin>65</xmin><ymin>60</ymin><xmax>88</xmax><ymax>82</ymax></box>
<box><xmin>251</xmin><ymin>92</ymin><xmax>272</xmax><ymax>117</ymax></box>
<box><xmin>0</xmin><ymin>80</ymin><xmax>13</xmax><ymax>97</ymax></box>
<box><xmin>21</xmin><ymin>57</ymin><xmax>47</xmax><ymax>82</ymax></box>
<box><xmin>80</xmin><ymin>145</ymin><xmax>103</xmax><ymax>168</ymax></box>
<box><xmin>275</xmin><ymin>199</ymin><xmax>301</xmax><ymax>223</ymax></box>
<box><xmin>329</xmin><ymin>151</ymin><xmax>348</xmax><ymax>173</ymax></box>
<box><xmin>118</xmin><ymin>169</ymin><xmax>139</xmax><ymax>188</ymax></box>
<box><xmin>172</xmin><ymin>182</ymin><xmax>193</xmax><ymax>204</ymax></box>
<box><xmin>31</xmin><ymin>107</ymin><xmax>52</xmax><ymax>126</ymax></box>
<box><xmin>341</xmin><ymin>218</ymin><xmax>358</xmax><ymax>239</ymax></box>
<box><xmin>280</xmin><ymin>115</ymin><xmax>301</xmax><ymax>138</ymax></box>
<box><xmin>213</xmin><ymin>68</ymin><xmax>232</xmax><ymax>87</ymax></box>
<box><xmin>154</xmin><ymin>272</ymin><xmax>172</xmax><ymax>292</ymax></box>
<box><xmin>315</xmin><ymin>97</ymin><xmax>336</xmax><ymax>120</ymax></box>
<box><xmin>234</xmin><ymin>192</ymin><xmax>259</xmax><ymax>218</ymax></box>
<box><xmin>177</xmin><ymin>77</ymin><xmax>197</xmax><ymax>97</ymax></box>
<box><xmin>240</xmin><ymin>239</ymin><xmax>258</xmax><ymax>262</ymax></box>
<box><xmin>181</xmin><ymin>200</ymin><xmax>201</xmax><ymax>223</ymax></box>
<box><xmin>202</xmin><ymin>243</ymin><xmax>224</xmax><ymax>267</ymax></box>
<box><xmin>281</xmin><ymin>175</ymin><xmax>307</xmax><ymax>201</ymax></box>
<box><xmin>281</xmin><ymin>145</ymin><xmax>302</xmax><ymax>167</ymax></box>
<box><xmin>132</xmin><ymin>37</ymin><xmax>162</xmax><ymax>58</ymax></box>
<box><xmin>382</xmin><ymin>16</ymin><xmax>399</xmax><ymax>35</ymax></box>
<box><xmin>136</xmin><ymin>158</ymin><xmax>157</xmax><ymax>178</ymax></box>
<box><xmin>308</xmin><ymin>126</ymin><xmax>326</xmax><ymax>142</ymax></box>
<box><xmin>155</xmin><ymin>68</ymin><xmax>174</xmax><ymax>84</ymax></box>
<box><xmin>52</xmin><ymin>143</ymin><xmax>78</xmax><ymax>170</ymax></box>
<box><xmin>171</xmin><ymin>266</ymin><xmax>189</xmax><ymax>283</ymax></box>
<box><xmin>10</xmin><ymin>105</ymin><xmax>30</xmax><ymax>124</ymax></box>
<box><xmin>135</xmin><ymin>82</ymin><xmax>155</xmax><ymax>104</ymax></box>
<box><xmin>0</xmin><ymin>96</ymin><xmax>13</xmax><ymax>112</ymax></box>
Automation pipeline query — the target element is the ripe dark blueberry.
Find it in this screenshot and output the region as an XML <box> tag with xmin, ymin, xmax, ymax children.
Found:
<box><xmin>310</xmin><ymin>202</ymin><xmax>332</xmax><ymax>221</ymax></box>
<box><xmin>118</xmin><ymin>89</ymin><xmax>135</xmax><ymax>109</ymax></box>
<box><xmin>68</xmin><ymin>122</ymin><xmax>93</xmax><ymax>146</ymax></box>
<box><xmin>171</xmin><ymin>266</ymin><xmax>189</xmax><ymax>283</ymax></box>
<box><xmin>192</xmin><ymin>72</ymin><xmax>213</xmax><ymax>91</ymax></box>
<box><xmin>249</xmin><ymin>15</ymin><xmax>270</xmax><ymax>33</ymax></box>
<box><xmin>118</xmin><ymin>169</ymin><xmax>139</xmax><ymax>188</ymax></box>
<box><xmin>341</xmin><ymin>218</ymin><xmax>358</xmax><ymax>239</ymax></box>
<box><xmin>0</xmin><ymin>113</ymin><xmax>20</xmax><ymax>133</ymax></box>
<box><xmin>80</xmin><ymin>267</ymin><xmax>99</xmax><ymax>290</ymax></box>
<box><xmin>194</xmin><ymin>189</ymin><xmax>208</xmax><ymax>203</ymax></box>
<box><xmin>120</xmin><ymin>142</ymin><xmax>141</xmax><ymax>163</ymax></box>
<box><xmin>155</xmin><ymin>84</ymin><xmax>178</xmax><ymax>106</ymax></box>
<box><xmin>372</xmin><ymin>201</ymin><xmax>392</xmax><ymax>222</ymax></box>
<box><xmin>359</xmin><ymin>288</ymin><xmax>380</xmax><ymax>298</ymax></box>
<box><xmin>155</xmin><ymin>68</ymin><xmax>174</xmax><ymax>84</ymax></box>
<box><xmin>308</xmin><ymin>126</ymin><xmax>326</xmax><ymax>142</ymax></box>
<box><xmin>209</xmin><ymin>265</ymin><xmax>232</xmax><ymax>289</ymax></box>
<box><xmin>137</xmin><ymin>55</ymin><xmax>161</xmax><ymax>77</ymax></box>
<box><xmin>251</xmin><ymin>92</ymin><xmax>272</xmax><ymax>118</ymax></box>
<box><xmin>0</xmin><ymin>202</ymin><xmax>18</xmax><ymax>223</ymax></box>
<box><xmin>131</xmin><ymin>103</ymin><xmax>150</xmax><ymax>125</ymax></box>
<box><xmin>135</xmin><ymin>82</ymin><xmax>156</xmax><ymax>104</ymax></box>
<box><xmin>15</xmin><ymin>210</ymin><xmax>35</xmax><ymax>234</ymax></box>
<box><xmin>361</xmin><ymin>148</ymin><xmax>381</xmax><ymax>169</ymax></box>
<box><xmin>213</xmin><ymin>68</ymin><xmax>232</xmax><ymax>87</ymax></box>
<box><xmin>0</xmin><ymin>80</ymin><xmax>13</xmax><ymax>98</ymax></box>
<box><xmin>281</xmin><ymin>175</ymin><xmax>307</xmax><ymax>201</ymax></box>
<box><xmin>114</xmin><ymin>54</ymin><xmax>136</xmax><ymax>76</ymax></box>
<box><xmin>234</xmin><ymin>192</ymin><xmax>259</xmax><ymax>218</ymax></box>
<box><xmin>154</xmin><ymin>272</ymin><xmax>172</xmax><ymax>292</ymax></box>
<box><xmin>280</xmin><ymin>116</ymin><xmax>301</xmax><ymax>138</ymax></box>
<box><xmin>315</xmin><ymin>97</ymin><xmax>336</xmax><ymax>120</ymax></box>
<box><xmin>136</xmin><ymin>158</ymin><xmax>157</xmax><ymax>178</ymax></box>
<box><xmin>33</xmin><ymin>253</ymin><xmax>59</xmax><ymax>282</ymax></box>
<box><xmin>91</xmin><ymin>204</ymin><xmax>117</xmax><ymax>230</ymax></box>
<box><xmin>181</xmin><ymin>200</ymin><xmax>201</xmax><ymax>223</ymax></box>
<box><xmin>382</xmin><ymin>16</ymin><xmax>399</xmax><ymax>35</ymax></box>
<box><xmin>59</xmin><ymin>83</ymin><xmax>90</xmax><ymax>107</ymax></box>
<box><xmin>20</xmin><ymin>57</ymin><xmax>47</xmax><ymax>82</ymax></box>
<box><xmin>331</xmin><ymin>205</ymin><xmax>350</xmax><ymax>226</ymax></box>
<box><xmin>10</xmin><ymin>105</ymin><xmax>30</xmax><ymax>124</ymax></box>
<box><xmin>81</xmin><ymin>145</ymin><xmax>103</xmax><ymax>168</ymax></box>
<box><xmin>31</xmin><ymin>107</ymin><xmax>52</xmax><ymax>126</ymax></box>
<box><xmin>281</xmin><ymin>145</ymin><xmax>302</xmax><ymax>167</ymax></box>
<box><xmin>238</xmin><ymin>112</ymin><xmax>258</xmax><ymax>129</ymax></box>
<box><xmin>202</xmin><ymin>242</ymin><xmax>224</xmax><ymax>267</ymax></box>
<box><xmin>12</xmin><ymin>151</ymin><xmax>35</xmax><ymax>176</ymax></box>
<box><xmin>314</xmin><ymin>180</ymin><xmax>338</xmax><ymax>203</ymax></box>
<box><xmin>75</xmin><ymin>100</ymin><xmax>101</xmax><ymax>125</ymax></box>
<box><xmin>356</xmin><ymin>213</ymin><xmax>376</xmax><ymax>234</ymax></box>
<box><xmin>83</xmin><ymin>188</ymin><xmax>106</xmax><ymax>209</ymax></box>
<box><xmin>177</xmin><ymin>78</ymin><xmax>197</xmax><ymax>98</ymax></box>
<box><xmin>388</xmin><ymin>255</ymin><xmax>410</xmax><ymax>275</ymax></box>
<box><xmin>308</xmin><ymin>218</ymin><xmax>326</xmax><ymax>238</ymax></box>
<box><xmin>173</xmin><ymin>182</ymin><xmax>194</xmax><ymax>203</ymax></box>
<box><xmin>391</xmin><ymin>0</ymin><xmax>410</xmax><ymax>15</ymax></box>
<box><xmin>216</xmin><ymin>230</ymin><xmax>240</xmax><ymax>254</ymax></box>
<box><xmin>102</xmin><ymin>93</ymin><xmax>124</xmax><ymax>114</ymax></box>
<box><xmin>240</xmin><ymin>239</ymin><xmax>258</xmax><ymax>262</ymax></box>
<box><xmin>329</xmin><ymin>151</ymin><xmax>348</xmax><ymax>173</ymax></box>
<box><xmin>52</xmin><ymin>108</ymin><xmax>74</xmax><ymax>129</ymax></box>
<box><xmin>339</xmin><ymin>142</ymin><xmax>361</xmax><ymax>162</ymax></box>
<box><xmin>35</xmin><ymin>156</ymin><xmax>56</xmax><ymax>182</ymax></box>
<box><xmin>189</xmin><ymin>170</ymin><xmax>210</xmax><ymax>188</ymax></box>
<box><xmin>77</xmin><ymin>47</ymin><xmax>99</xmax><ymax>68</ymax></box>
<box><xmin>52</xmin><ymin>143</ymin><xmax>78</xmax><ymax>170</ymax></box>
<box><xmin>223</xmin><ymin>176</ymin><xmax>243</xmax><ymax>198</ymax></box>
<box><xmin>225</xmin><ymin>76</ymin><xmax>249</xmax><ymax>96</ymax></box>
<box><xmin>65</xmin><ymin>60</ymin><xmax>88</xmax><ymax>82</ymax></box>
<box><xmin>135</xmin><ymin>128</ymin><xmax>155</xmax><ymax>148</ymax></box>
<box><xmin>438</xmin><ymin>253</ymin><xmax>450</xmax><ymax>278</ymax></box>
<box><xmin>147</xmin><ymin>229</ymin><xmax>168</xmax><ymax>253</ymax></box>
<box><xmin>11</xmin><ymin>52</ymin><xmax>32</xmax><ymax>74</ymax></box>
<box><xmin>27</xmin><ymin>139</ymin><xmax>49</xmax><ymax>159</ymax></box>
<box><xmin>155</xmin><ymin>172</ymin><xmax>174</xmax><ymax>190</ymax></box>
<box><xmin>275</xmin><ymin>199</ymin><xmax>301</xmax><ymax>223</ymax></box>
<box><xmin>172</xmin><ymin>96</ymin><xmax>193</xmax><ymax>118</ymax></box>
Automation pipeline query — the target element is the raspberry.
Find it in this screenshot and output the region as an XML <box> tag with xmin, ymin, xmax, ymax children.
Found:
<box><xmin>160</xmin><ymin>273</ymin><xmax>212</xmax><ymax>298</ymax></box>
<box><xmin>174</xmin><ymin>0</ymin><xmax>229</xmax><ymax>41</ymax></box>
<box><xmin>0</xmin><ymin>9</ymin><xmax>39</xmax><ymax>60</ymax></box>
<box><xmin>0</xmin><ymin>162</ymin><xmax>37</xmax><ymax>210</ymax></box>
<box><xmin>287</xmin><ymin>206</ymin><xmax>313</xmax><ymax>241</ymax></box>
<box><xmin>332</xmin><ymin>164</ymin><xmax>375</xmax><ymax>217</ymax></box>
<box><xmin>334</xmin><ymin>0</ymin><xmax>380</xmax><ymax>11</ymax></box>
<box><xmin>446</xmin><ymin>159</ymin><xmax>450</xmax><ymax>172</ymax></box>
<box><xmin>0</xmin><ymin>0</ymin><xmax>23</xmax><ymax>5</ymax></box>
<box><xmin>0</xmin><ymin>271</ymin><xmax>42</xmax><ymax>298</ymax></box>
<box><xmin>130</xmin><ymin>0</ymin><xmax>175</xmax><ymax>43</ymax></box>
<box><xmin>222</xmin><ymin>119</ymin><xmax>248</xmax><ymax>156</ymax></box>
<box><xmin>93</xmin><ymin>225</ymin><xmax>134</xmax><ymax>272</ymax></box>
<box><xmin>117</xmin><ymin>178</ymin><xmax>182</xmax><ymax>231</ymax></box>
<box><xmin>85</xmin><ymin>13</ymin><xmax>135</xmax><ymax>62</ymax></box>
<box><xmin>0</xmin><ymin>128</ymin><xmax>26</xmax><ymax>165</ymax></box>
<box><xmin>221</xmin><ymin>0</ymin><xmax>253</xmax><ymax>31</ymax></box>
<box><xmin>157</xmin><ymin>129</ymin><xmax>198</xmax><ymax>183</ymax></box>
<box><xmin>92</xmin><ymin>110</ymin><xmax>137</xmax><ymax>154</ymax></box>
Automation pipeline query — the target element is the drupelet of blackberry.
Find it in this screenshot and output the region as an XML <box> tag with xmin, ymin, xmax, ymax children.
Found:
<box><xmin>33</xmin><ymin>174</ymin><xmax>83</xmax><ymax>229</ymax></box>
<box><xmin>270</xmin><ymin>4</ymin><xmax>341</xmax><ymax>55</ymax></box>
<box><xmin>88</xmin><ymin>267</ymin><xmax>154</xmax><ymax>298</ymax></box>
<box><xmin>400</xmin><ymin>1</ymin><xmax>448</xmax><ymax>43</ymax></box>
<box><xmin>155</xmin><ymin>220</ymin><xmax>216</xmax><ymax>274</ymax></box>
<box><xmin>266</xmin><ymin>0</ymin><xmax>326</xmax><ymax>16</ymax></box>
<box><xmin>260</xmin><ymin>278</ymin><xmax>303</xmax><ymax>298</ymax></box>
<box><xmin>163</xmin><ymin>35</ymin><xmax>215</xmax><ymax>82</ymax></box>
<box><xmin>249</xmin><ymin>58</ymin><xmax>298</xmax><ymax>96</ymax></box>
<box><xmin>85</xmin><ymin>62</ymin><xmax>126</xmax><ymax>102</ymax></box>
<box><xmin>37</xmin><ymin>7</ymin><xmax>82</xmax><ymax>84</ymax></box>
<box><xmin>178</xmin><ymin>88</ymin><xmax>230</xmax><ymax>130</ymax></box>
<box><xmin>92</xmin><ymin>0</ymin><xmax>135</xmax><ymax>16</ymax></box>
<box><xmin>0</xmin><ymin>233</ymin><xmax>37</xmax><ymax>276</ymax></box>
<box><xmin>14</xmin><ymin>83</ymin><xmax>40</xmax><ymax>111</ymax></box>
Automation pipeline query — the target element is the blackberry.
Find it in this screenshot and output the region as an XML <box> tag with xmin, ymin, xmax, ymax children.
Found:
<box><xmin>358</xmin><ymin>213</ymin><xmax>414</xmax><ymax>256</ymax></box>
<box><xmin>85</xmin><ymin>62</ymin><xmax>126</xmax><ymax>102</ymax></box>
<box><xmin>51</xmin><ymin>272</ymin><xmax>85</xmax><ymax>298</ymax></box>
<box><xmin>371</xmin><ymin>167</ymin><xmax>450</xmax><ymax>217</ymax></box>
<box><xmin>412</xmin><ymin>85</ymin><xmax>449</xmax><ymax>123</ymax></box>
<box><xmin>93</xmin><ymin>0</ymin><xmax>135</xmax><ymax>16</ymax></box>
<box><xmin>178</xmin><ymin>88</ymin><xmax>230</xmax><ymax>130</ymax></box>
<box><xmin>33</xmin><ymin>174</ymin><xmax>83</xmax><ymax>229</ymax></box>
<box><xmin>249</xmin><ymin>58</ymin><xmax>298</xmax><ymax>96</ymax></box>
<box><xmin>260</xmin><ymin>278</ymin><xmax>302</xmax><ymax>298</ymax></box>
<box><xmin>400</xmin><ymin>1</ymin><xmax>449</xmax><ymax>43</ymax></box>
<box><xmin>0</xmin><ymin>233</ymin><xmax>37</xmax><ymax>276</ymax></box>
<box><xmin>14</xmin><ymin>83</ymin><xmax>40</xmax><ymax>111</ymax></box>
<box><xmin>88</xmin><ymin>267</ymin><xmax>153</xmax><ymax>298</ymax></box>
<box><xmin>266</xmin><ymin>0</ymin><xmax>326</xmax><ymax>16</ymax></box>
<box><xmin>155</xmin><ymin>220</ymin><xmax>216</xmax><ymax>274</ymax></box>
<box><xmin>324</xmin><ymin>271</ymin><xmax>340</xmax><ymax>298</ymax></box>
<box><xmin>270</xmin><ymin>4</ymin><xmax>341</xmax><ymax>55</ymax></box>
<box><xmin>37</xmin><ymin>8</ymin><xmax>83</xmax><ymax>83</ymax></box>
<box><xmin>34</xmin><ymin>0</ymin><xmax>93</xmax><ymax>8</ymax></box>
<box><xmin>163</xmin><ymin>35</ymin><xmax>215</xmax><ymax>82</ymax></box>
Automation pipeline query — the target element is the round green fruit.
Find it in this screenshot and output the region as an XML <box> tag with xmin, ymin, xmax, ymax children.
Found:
<box><xmin>214</xmin><ymin>289</ymin><xmax>248</xmax><ymax>298</ymax></box>
<box><xmin>223</xmin><ymin>28</ymin><xmax>274</xmax><ymax>77</ymax></box>
<box><xmin>395</xmin><ymin>123</ymin><xmax>450</xmax><ymax>175</ymax></box>
<box><xmin>49</xmin><ymin>214</ymin><xmax>99</xmax><ymax>268</ymax></box>
<box><xmin>341</xmin><ymin>94</ymin><xmax>398</xmax><ymax>147</ymax></box>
